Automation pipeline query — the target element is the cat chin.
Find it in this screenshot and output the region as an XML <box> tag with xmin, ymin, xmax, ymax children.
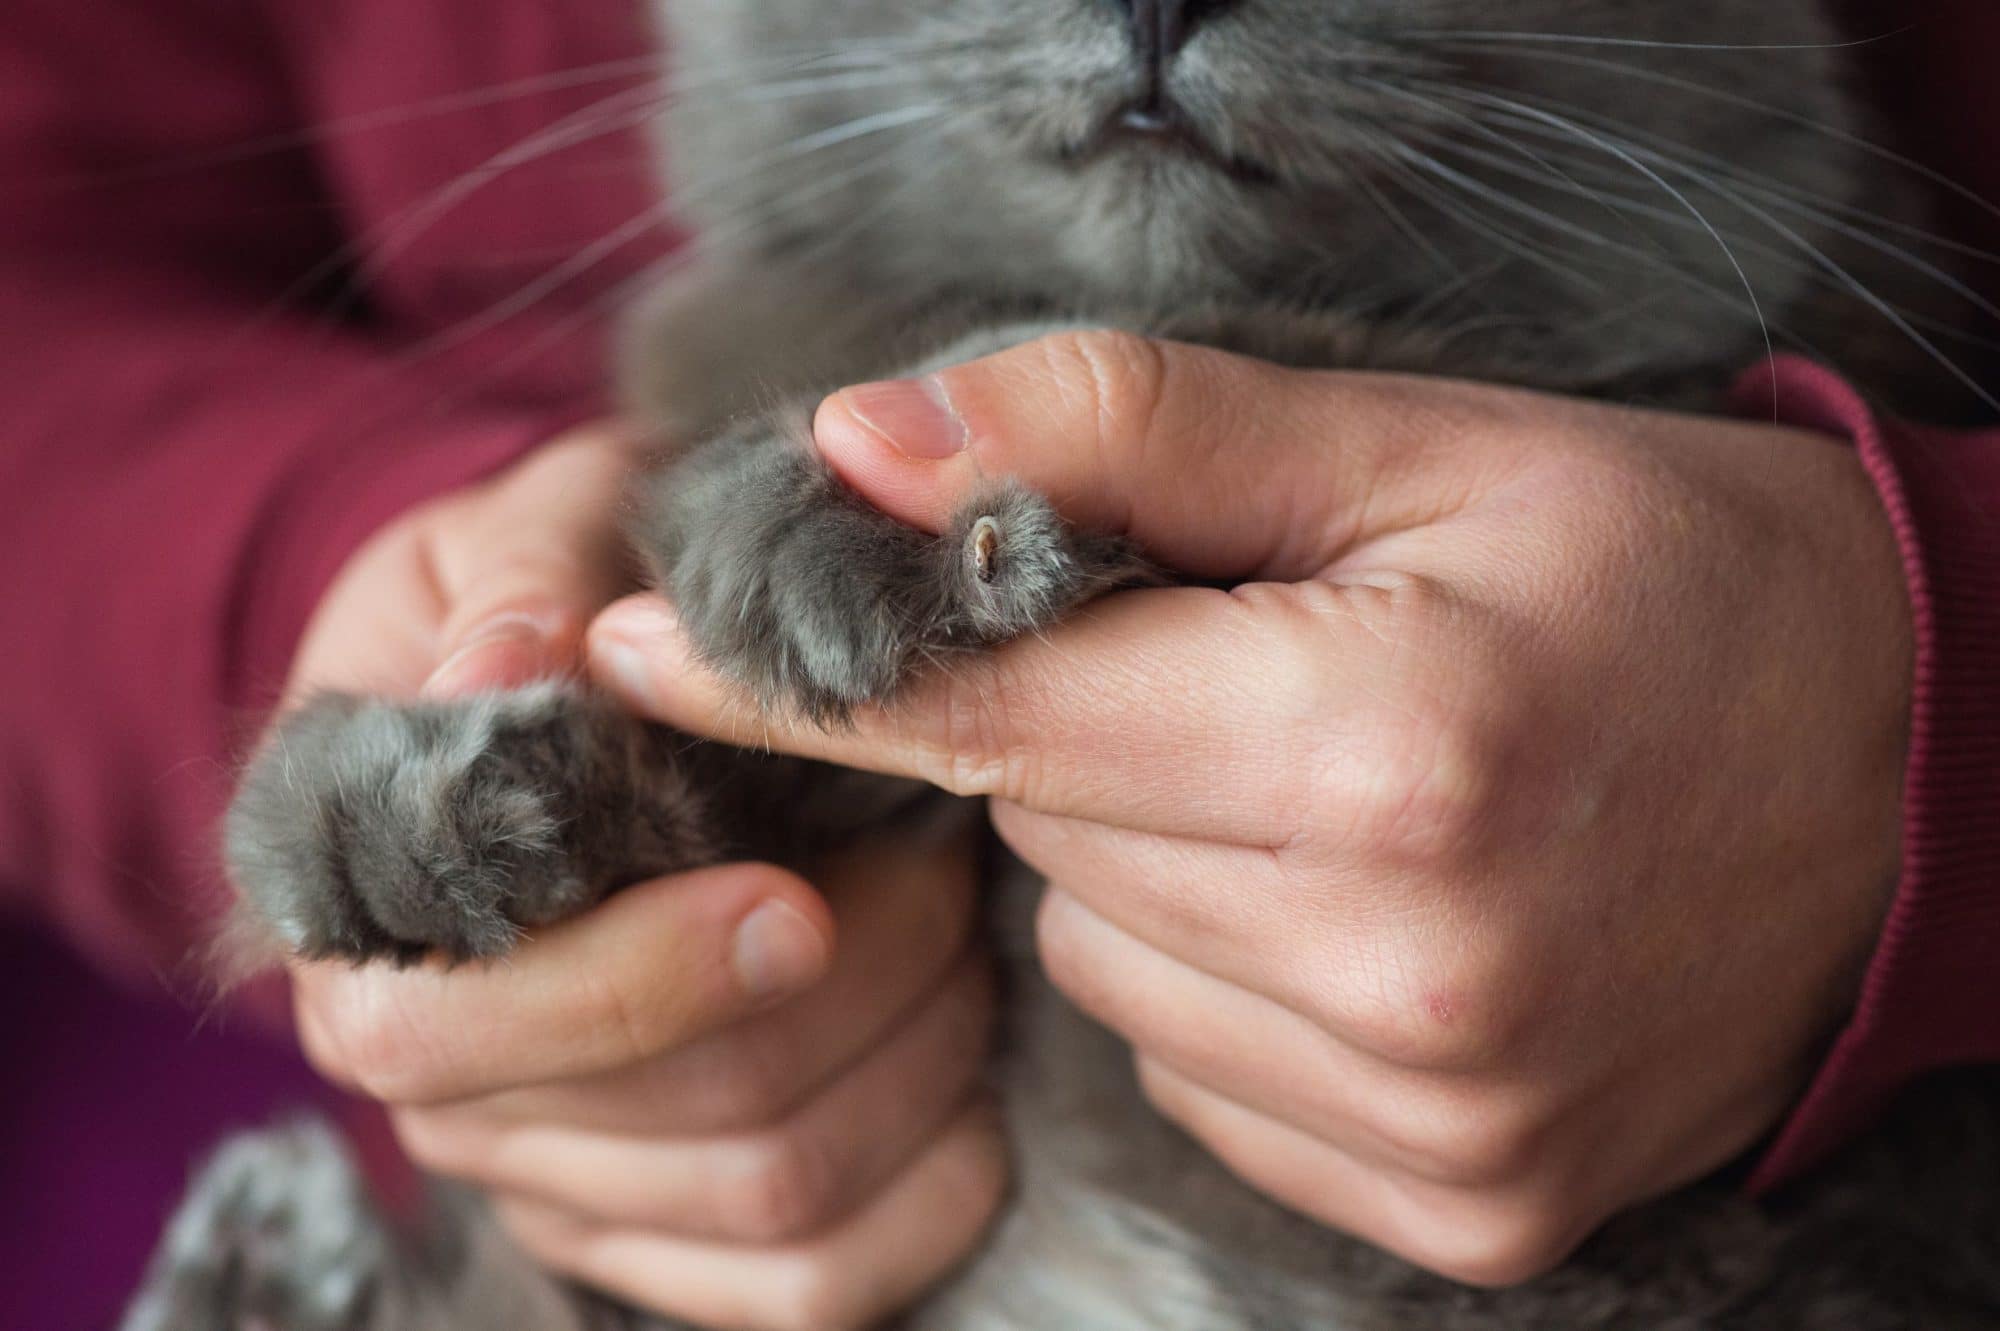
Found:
<box><xmin>1054</xmin><ymin>109</ymin><xmax>1280</xmax><ymax>189</ymax></box>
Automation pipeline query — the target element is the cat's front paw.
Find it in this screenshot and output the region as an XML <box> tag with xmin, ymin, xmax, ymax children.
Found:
<box><xmin>225</xmin><ymin>684</ymin><xmax>710</xmax><ymax>964</ymax></box>
<box><xmin>641</xmin><ymin>419</ymin><xmax>1149</xmax><ymax>725</ymax></box>
<box><xmin>120</xmin><ymin>1121</ymin><xmax>387</xmax><ymax>1331</ymax></box>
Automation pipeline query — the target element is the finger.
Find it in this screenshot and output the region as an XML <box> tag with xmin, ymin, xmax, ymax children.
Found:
<box><xmin>292</xmin><ymin>862</ymin><xmax>833</xmax><ymax>1104</ymax></box>
<box><xmin>398</xmin><ymin>957</ymin><xmax>991</xmax><ymax>1242</ymax></box>
<box><xmin>1038</xmin><ymin>889</ymin><xmax>1543</xmax><ymax>1188</ymax></box>
<box><xmin>1004</xmin><ymin>809</ymin><xmax>1519</xmax><ymax>1074</ymax></box>
<box><xmin>498</xmin><ymin>1099</ymin><xmax>1008</xmax><ymax>1331</ymax></box>
<box><xmin>1135</xmin><ymin>1060</ymin><xmax>1590</xmax><ymax>1289</ymax></box>
<box><xmin>995</xmin><ymin>804</ymin><xmax>1361</xmax><ymax>1013</ymax></box>
<box><xmin>419</xmin><ymin>607</ymin><xmax>581</xmax><ymax>698</ymax></box>
<box><xmin>813</xmin><ymin>331</ymin><xmax>1526</xmax><ymax>581</ymax></box>
<box><xmin>463</xmin><ymin>821</ymin><xmax>981</xmax><ymax>1135</ymax></box>
<box><xmin>422</xmin><ymin>426</ymin><xmax>640</xmax><ymax>696</ymax></box>
<box><xmin>593</xmin><ymin>573</ymin><xmax>1473</xmax><ymax>846</ymax></box>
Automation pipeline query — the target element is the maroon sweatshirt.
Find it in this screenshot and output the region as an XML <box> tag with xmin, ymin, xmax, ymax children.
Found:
<box><xmin>1</xmin><ymin>0</ymin><xmax>1994</xmax><ymax>1193</ymax></box>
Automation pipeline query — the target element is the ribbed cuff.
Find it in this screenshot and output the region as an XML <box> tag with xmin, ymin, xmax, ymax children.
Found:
<box><xmin>1735</xmin><ymin>357</ymin><xmax>2000</xmax><ymax>1191</ymax></box>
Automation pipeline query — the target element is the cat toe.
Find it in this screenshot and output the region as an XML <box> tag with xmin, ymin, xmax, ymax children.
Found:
<box><xmin>944</xmin><ymin>483</ymin><xmax>1148</xmax><ymax>642</ymax></box>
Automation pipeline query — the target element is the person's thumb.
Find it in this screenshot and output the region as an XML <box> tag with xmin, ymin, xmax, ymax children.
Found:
<box><xmin>421</xmin><ymin>425</ymin><xmax>639</xmax><ymax>698</ymax></box>
<box><xmin>812</xmin><ymin>329</ymin><xmax>1511</xmax><ymax>581</ymax></box>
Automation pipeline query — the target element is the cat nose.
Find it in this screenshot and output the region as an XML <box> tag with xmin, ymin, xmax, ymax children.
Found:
<box><xmin>1115</xmin><ymin>0</ymin><xmax>1237</xmax><ymax>64</ymax></box>
<box><xmin>1113</xmin><ymin>0</ymin><xmax>1236</xmax><ymax>130</ymax></box>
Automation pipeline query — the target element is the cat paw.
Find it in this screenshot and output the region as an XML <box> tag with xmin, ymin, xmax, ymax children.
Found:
<box><xmin>641</xmin><ymin>417</ymin><xmax>1149</xmax><ymax>725</ymax></box>
<box><xmin>119</xmin><ymin>1121</ymin><xmax>387</xmax><ymax>1331</ymax></box>
<box><xmin>687</xmin><ymin>481</ymin><xmax>1144</xmax><ymax>725</ymax></box>
<box><xmin>225</xmin><ymin>684</ymin><xmax>708</xmax><ymax>964</ymax></box>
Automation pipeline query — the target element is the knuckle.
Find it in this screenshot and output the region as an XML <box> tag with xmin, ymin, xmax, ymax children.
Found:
<box><xmin>493</xmin><ymin>1197</ymin><xmax>584</xmax><ymax>1266</ymax></box>
<box><xmin>690</xmin><ymin>1043</ymin><xmax>804</xmax><ymax>1131</ymax></box>
<box><xmin>720</xmin><ymin>1131</ymin><xmax>843</xmax><ymax>1244</ymax></box>
<box><xmin>1035</xmin><ymin>894</ymin><xmax>1142</xmax><ymax>1040</ymax></box>
<box><xmin>1132</xmin><ymin>1056</ymin><xmax>1180</xmax><ymax>1117</ymax></box>
<box><xmin>1220</xmin><ymin>587</ymin><xmax>1364</xmax><ymax>848</ymax></box>
<box><xmin>1396</xmin><ymin>1092</ymin><xmax>1554</xmax><ymax>1188</ymax></box>
<box><xmin>314</xmin><ymin>983</ymin><xmax>438</xmax><ymax>1104</ymax></box>
<box><xmin>761</xmin><ymin>1261</ymin><xmax>868</xmax><ymax>1331</ymax></box>
<box><xmin>1032</xmin><ymin>893</ymin><xmax>1093</xmax><ymax>996</ymax></box>
<box><xmin>1236</xmin><ymin>580</ymin><xmax>1510</xmax><ymax>865</ymax></box>
<box><xmin>923</xmin><ymin>664</ymin><xmax>1030</xmax><ymax>802</ymax></box>
<box><xmin>579</xmin><ymin>965</ymin><xmax>683</xmax><ymax>1071</ymax></box>
<box><xmin>1235</xmin><ymin>585</ymin><xmax>1351</xmax><ymax>722</ymax></box>
<box><xmin>1406</xmin><ymin>1197</ymin><xmax>1580</xmax><ymax>1289</ymax></box>
<box><xmin>1327</xmin><ymin>938</ymin><xmax>1531</xmax><ymax>1072</ymax></box>
<box><xmin>387</xmin><ymin>1110</ymin><xmax>462</xmax><ymax>1175</ymax></box>
<box><xmin>1034</xmin><ymin>328</ymin><xmax>1171</xmax><ymax>464</ymax></box>
<box><xmin>1333</xmin><ymin>704</ymin><xmax>1506</xmax><ymax>866</ymax></box>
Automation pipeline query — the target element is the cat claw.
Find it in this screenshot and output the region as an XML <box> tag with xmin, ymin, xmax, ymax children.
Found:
<box><xmin>969</xmin><ymin>515</ymin><xmax>1002</xmax><ymax>583</ymax></box>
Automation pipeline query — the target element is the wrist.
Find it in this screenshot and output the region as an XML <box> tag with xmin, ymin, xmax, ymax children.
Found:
<box><xmin>1739</xmin><ymin>358</ymin><xmax>2000</xmax><ymax>1190</ymax></box>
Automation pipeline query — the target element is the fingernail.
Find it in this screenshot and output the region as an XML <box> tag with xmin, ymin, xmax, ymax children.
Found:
<box><xmin>732</xmin><ymin>899</ymin><xmax>829</xmax><ymax>1003</ymax></box>
<box><xmin>589</xmin><ymin>600</ymin><xmax>679</xmax><ymax>710</ymax></box>
<box><xmin>423</xmin><ymin>613</ymin><xmax>554</xmax><ymax>696</ymax></box>
<box><xmin>595</xmin><ymin>638</ymin><xmax>655</xmax><ymax>710</ymax></box>
<box><xmin>593</xmin><ymin>596</ymin><xmax>678</xmax><ymax>645</ymax></box>
<box><xmin>839</xmin><ymin>376</ymin><xmax>967</xmax><ymax>458</ymax></box>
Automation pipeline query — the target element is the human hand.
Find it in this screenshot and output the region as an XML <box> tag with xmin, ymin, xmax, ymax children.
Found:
<box><xmin>277</xmin><ymin>426</ymin><xmax>1005</xmax><ymax>1330</ymax></box>
<box><xmin>586</xmin><ymin>333</ymin><xmax>1912</xmax><ymax>1286</ymax></box>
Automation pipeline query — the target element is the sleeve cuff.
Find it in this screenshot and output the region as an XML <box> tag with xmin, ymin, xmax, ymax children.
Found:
<box><xmin>1735</xmin><ymin>357</ymin><xmax>2000</xmax><ymax>1192</ymax></box>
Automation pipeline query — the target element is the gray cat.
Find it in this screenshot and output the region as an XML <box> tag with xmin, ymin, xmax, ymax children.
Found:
<box><xmin>125</xmin><ymin>2</ymin><xmax>2000</xmax><ymax>1329</ymax></box>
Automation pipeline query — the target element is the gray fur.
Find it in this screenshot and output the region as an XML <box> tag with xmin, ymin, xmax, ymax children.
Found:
<box><xmin>224</xmin><ymin>685</ymin><xmax>716</xmax><ymax>963</ymax></box>
<box><xmin>645</xmin><ymin>409</ymin><xmax>1147</xmax><ymax>721</ymax></box>
<box><xmin>132</xmin><ymin>1</ymin><xmax>2000</xmax><ymax>1328</ymax></box>
<box><xmin>221</xmin><ymin>682</ymin><xmax>927</xmax><ymax>965</ymax></box>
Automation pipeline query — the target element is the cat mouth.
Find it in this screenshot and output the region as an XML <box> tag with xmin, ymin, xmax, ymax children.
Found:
<box><xmin>1058</xmin><ymin>100</ymin><xmax>1277</xmax><ymax>187</ymax></box>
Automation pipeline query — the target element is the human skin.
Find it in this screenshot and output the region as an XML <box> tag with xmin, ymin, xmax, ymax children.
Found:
<box><xmin>277</xmin><ymin>425</ymin><xmax>1005</xmax><ymax>1331</ymax></box>
<box><xmin>588</xmin><ymin>330</ymin><xmax>1914</xmax><ymax>1289</ymax></box>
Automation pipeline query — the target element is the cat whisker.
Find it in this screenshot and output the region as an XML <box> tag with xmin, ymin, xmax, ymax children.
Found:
<box><xmin>1349</xmin><ymin>164</ymin><xmax>1461</xmax><ymax>276</ymax></box>
<box><xmin>34</xmin><ymin>35</ymin><xmax>962</xmax><ymax>194</ymax></box>
<box><xmin>354</xmin><ymin>83</ymin><xmax>672</xmax><ymax>286</ymax></box>
<box><xmin>1409</xmin><ymin>105</ymin><xmax>2000</xmax><ymax>355</ymax></box>
<box><xmin>390</xmin><ymin>196</ymin><xmax>677</xmax><ymax>369</ymax></box>
<box><xmin>391</xmin><ymin>102</ymin><xmax>945</xmax><ymax>374</ymax></box>
<box><xmin>1420</xmin><ymin>85</ymin><xmax>1778</xmax><ymax>394</ymax></box>
<box><xmin>1448</xmin><ymin>89</ymin><xmax>2000</xmax><ymax>412</ymax></box>
<box><xmin>1427</xmin><ymin>40</ymin><xmax>2000</xmax><ymax>237</ymax></box>
<box><xmin>213</xmin><ymin>80</ymin><xmax>672</xmax><ymax>354</ymax></box>
<box><xmin>1349</xmin><ymin>100</ymin><xmax>1840</xmax><ymax>385</ymax></box>
<box><xmin>453</xmin><ymin>98</ymin><xmax>965</xmax><ymax>402</ymax></box>
<box><xmin>1364</xmin><ymin>78</ymin><xmax>1677</xmax><ymax>259</ymax></box>
<box><xmin>1426</xmin><ymin>79</ymin><xmax>2000</xmax><ymax>329</ymax></box>
<box><xmin>706</xmin><ymin>67</ymin><xmax>942</xmax><ymax>106</ymax></box>
<box><xmin>1392</xmin><ymin>141</ymin><xmax>1662</xmax><ymax>274</ymax></box>
<box><xmin>1429</xmin><ymin>69</ymin><xmax>2000</xmax><ymax>269</ymax></box>
<box><xmin>1402</xmin><ymin>28</ymin><xmax>1912</xmax><ymax>55</ymax></box>
<box><xmin>1388</xmin><ymin>84</ymin><xmax>1799</xmax><ymax>275</ymax></box>
<box><xmin>750</xmin><ymin>101</ymin><xmax>947</xmax><ymax>160</ymax></box>
<box><xmin>1367</xmin><ymin>148</ymin><xmax>1617</xmax><ymax>297</ymax></box>
<box><xmin>32</xmin><ymin>55</ymin><xmax>667</xmax><ymax>195</ymax></box>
